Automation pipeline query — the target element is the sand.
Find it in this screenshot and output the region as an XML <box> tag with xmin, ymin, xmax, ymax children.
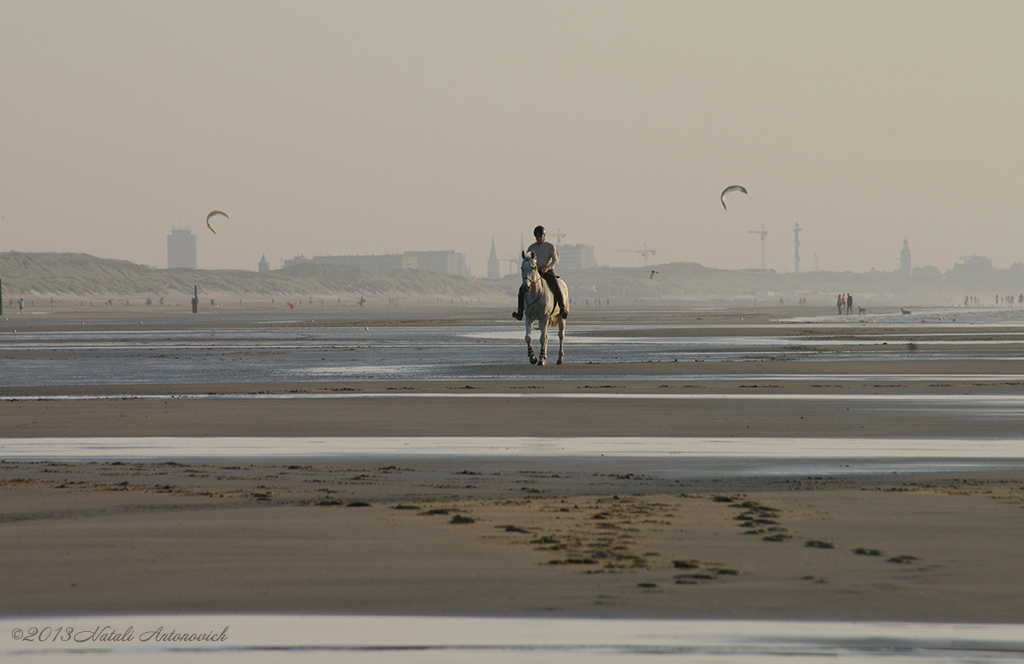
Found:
<box><xmin>2</xmin><ymin>460</ymin><xmax>1024</xmax><ymax>622</ymax></box>
<box><xmin>2</xmin><ymin>304</ymin><xmax>1024</xmax><ymax>622</ymax></box>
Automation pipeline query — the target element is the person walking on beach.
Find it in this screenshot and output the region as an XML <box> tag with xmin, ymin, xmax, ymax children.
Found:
<box><xmin>846</xmin><ymin>293</ymin><xmax>853</xmax><ymax>315</ymax></box>
<box><xmin>514</xmin><ymin>225</ymin><xmax>568</xmax><ymax>321</ymax></box>
<box><xmin>836</xmin><ymin>294</ymin><xmax>843</xmax><ymax>315</ymax></box>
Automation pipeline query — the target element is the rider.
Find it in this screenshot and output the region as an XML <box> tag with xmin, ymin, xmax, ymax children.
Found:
<box><xmin>513</xmin><ymin>225</ymin><xmax>568</xmax><ymax>321</ymax></box>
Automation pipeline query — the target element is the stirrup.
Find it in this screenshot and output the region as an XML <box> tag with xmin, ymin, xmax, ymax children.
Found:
<box><xmin>512</xmin><ymin>310</ymin><xmax>523</xmax><ymax>320</ymax></box>
<box><xmin>560</xmin><ymin>309</ymin><xmax>568</xmax><ymax>319</ymax></box>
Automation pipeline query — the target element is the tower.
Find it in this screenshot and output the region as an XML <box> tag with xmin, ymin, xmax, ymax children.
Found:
<box><xmin>899</xmin><ymin>237</ymin><xmax>911</xmax><ymax>277</ymax></box>
<box><xmin>487</xmin><ymin>236</ymin><xmax>500</xmax><ymax>279</ymax></box>
<box><xmin>793</xmin><ymin>223</ymin><xmax>802</xmax><ymax>274</ymax></box>
<box><xmin>167</xmin><ymin>228</ymin><xmax>197</xmax><ymax>269</ymax></box>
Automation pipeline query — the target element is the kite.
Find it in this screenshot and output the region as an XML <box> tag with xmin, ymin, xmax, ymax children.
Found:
<box><xmin>720</xmin><ymin>185</ymin><xmax>747</xmax><ymax>210</ymax></box>
<box><xmin>206</xmin><ymin>210</ymin><xmax>229</xmax><ymax>235</ymax></box>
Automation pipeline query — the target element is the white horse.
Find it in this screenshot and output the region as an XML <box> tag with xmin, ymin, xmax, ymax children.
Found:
<box><xmin>520</xmin><ymin>250</ymin><xmax>568</xmax><ymax>365</ymax></box>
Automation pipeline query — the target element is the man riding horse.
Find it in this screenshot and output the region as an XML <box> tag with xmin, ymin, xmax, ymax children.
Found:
<box><xmin>513</xmin><ymin>225</ymin><xmax>568</xmax><ymax>321</ymax></box>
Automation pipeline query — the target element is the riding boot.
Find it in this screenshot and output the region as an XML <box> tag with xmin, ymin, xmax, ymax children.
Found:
<box><xmin>512</xmin><ymin>286</ymin><xmax>525</xmax><ymax>320</ymax></box>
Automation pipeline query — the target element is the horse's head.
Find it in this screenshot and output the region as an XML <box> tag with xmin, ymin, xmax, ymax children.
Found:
<box><xmin>521</xmin><ymin>250</ymin><xmax>537</xmax><ymax>283</ymax></box>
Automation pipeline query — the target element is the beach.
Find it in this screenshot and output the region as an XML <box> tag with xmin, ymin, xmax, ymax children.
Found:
<box><xmin>2</xmin><ymin>303</ymin><xmax>1024</xmax><ymax>624</ymax></box>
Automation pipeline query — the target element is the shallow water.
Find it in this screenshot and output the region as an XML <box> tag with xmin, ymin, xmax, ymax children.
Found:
<box><xmin>3</xmin><ymin>615</ymin><xmax>1023</xmax><ymax>663</ymax></box>
<box><xmin>3</xmin><ymin>435</ymin><xmax>1023</xmax><ymax>472</ymax></box>
<box><xmin>4</xmin><ymin>314</ymin><xmax>1024</xmax><ymax>385</ymax></box>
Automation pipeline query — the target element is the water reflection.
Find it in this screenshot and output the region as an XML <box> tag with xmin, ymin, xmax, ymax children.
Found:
<box><xmin>2</xmin><ymin>615</ymin><xmax>1022</xmax><ymax>663</ymax></box>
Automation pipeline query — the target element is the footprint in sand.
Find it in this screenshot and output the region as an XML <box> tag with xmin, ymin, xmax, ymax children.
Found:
<box><xmin>726</xmin><ymin>499</ymin><xmax>788</xmax><ymax>538</ymax></box>
<box><xmin>671</xmin><ymin>559</ymin><xmax>740</xmax><ymax>584</ymax></box>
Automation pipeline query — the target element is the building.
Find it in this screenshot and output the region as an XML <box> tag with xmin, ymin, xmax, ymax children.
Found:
<box><xmin>406</xmin><ymin>250</ymin><xmax>469</xmax><ymax>278</ymax></box>
<box><xmin>899</xmin><ymin>237</ymin><xmax>911</xmax><ymax>277</ymax></box>
<box><xmin>282</xmin><ymin>254</ymin><xmax>413</xmax><ymax>272</ymax></box>
<box><xmin>487</xmin><ymin>237</ymin><xmax>500</xmax><ymax>279</ymax></box>
<box><xmin>282</xmin><ymin>250</ymin><xmax>469</xmax><ymax>277</ymax></box>
<box><xmin>167</xmin><ymin>228</ymin><xmax>197</xmax><ymax>269</ymax></box>
<box><xmin>558</xmin><ymin>244</ymin><xmax>598</xmax><ymax>271</ymax></box>
<box><xmin>258</xmin><ymin>254</ymin><xmax>270</xmax><ymax>272</ymax></box>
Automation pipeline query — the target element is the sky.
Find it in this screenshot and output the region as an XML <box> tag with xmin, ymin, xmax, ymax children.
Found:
<box><xmin>2</xmin><ymin>1</ymin><xmax>1022</xmax><ymax>277</ymax></box>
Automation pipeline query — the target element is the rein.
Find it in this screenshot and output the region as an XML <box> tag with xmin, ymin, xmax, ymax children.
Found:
<box><xmin>522</xmin><ymin>264</ymin><xmax>548</xmax><ymax>311</ymax></box>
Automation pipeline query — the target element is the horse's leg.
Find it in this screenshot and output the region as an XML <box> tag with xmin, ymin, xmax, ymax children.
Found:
<box><xmin>525</xmin><ymin>320</ymin><xmax>537</xmax><ymax>364</ymax></box>
<box><xmin>538</xmin><ymin>317</ymin><xmax>548</xmax><ymax>366</ymax></box>
<box><xmin>556</xmin><ymin>318</ymin><xmax>565</xmax><ymax>365</ymax></box>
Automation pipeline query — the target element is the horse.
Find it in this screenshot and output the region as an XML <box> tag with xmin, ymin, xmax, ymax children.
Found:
<box><xmin>520</xmin><ymin>250</ymin><xmax>568</xmax><ymax>365</ymax></box>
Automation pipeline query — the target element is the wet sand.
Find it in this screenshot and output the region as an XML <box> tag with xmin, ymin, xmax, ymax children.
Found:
<box><xmin>2</xmin><ymin>305</ymin><xmax>1024</xmax><ymax>622</ymax></box>
<box><xmin>2</xmin><ymin>459</ymin><xmax>1023</xmax><ymax>622</ymax></box>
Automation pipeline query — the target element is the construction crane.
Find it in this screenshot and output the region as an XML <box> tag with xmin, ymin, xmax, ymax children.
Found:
<box><xmin>502</xmin><ymin>257</ymin><xmax>520</xmax><ymax>276</ymax></box>
<box><xmin>748</xmin><ymin>224</ymin><xmax>767</xmax><ymax>270</ymax></box>
<box><xmin>793</xmin><ymin>223</ymin><xmax>801</xmax><ymax>274</ymax></box>
<box><xmin>547</xmin><ymin>228</ymin><xmax>567</xmax><ymax>243</ymax></box>
<box><xmin>615</xmin><ymin>244</ymin><xmax>656</xmax><ymax>267</ymax></box>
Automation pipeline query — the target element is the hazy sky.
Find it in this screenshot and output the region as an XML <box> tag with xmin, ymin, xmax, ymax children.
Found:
<box><xmin>2</xmin><ymin>1</ymin><xmax>1022</xmax><ymax>276</ymax></box>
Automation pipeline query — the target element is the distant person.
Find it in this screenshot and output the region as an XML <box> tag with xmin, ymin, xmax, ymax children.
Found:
<box><xmin>846</xmin><ymin>293</ymin><xmax>853</xmax><ymax>314</ymax></box>
<box><xmin>513</xmin><ymin>225</ymin><xmax>567</xmax><ymax>321</ymax></box>
<box><xmin>836</xmin><ymin>294</ymin><xmax>842</xmax><ymax>315</ymax></box>
<box><xmin>18</xmin><ymin>298</ymin><xmax>24</xmax><ymax>314</ymax></box>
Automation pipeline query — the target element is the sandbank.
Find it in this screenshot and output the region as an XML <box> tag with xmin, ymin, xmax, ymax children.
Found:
<box><xmin>2</xmin><ymin>305</ymin><xmax>1023</xmax><ymax>623</ymax></box>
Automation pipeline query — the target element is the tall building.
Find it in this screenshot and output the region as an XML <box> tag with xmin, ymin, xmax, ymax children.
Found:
<box><xmin>167</xmin><ymin>228</ymin><xmax>197</xmax><ymax>269</ymax></box>
<box><xmin>487</xmin><ymin>237</ymin><xmax>500</xmax><ymax>279</ymax></box>
<box><xmin>899</xmin><ymin>237</ymin><xmax>911</xmax><ymax>277</ymax></box>
<box><xmin>258</xmin><ymin>254</ymin><xmax>270</xmax><ymax>272</ymax></box>
<box><xmin>559</xmin><ymin>244</ymin><xmax>598</xmax><ymax>271</ymax></box>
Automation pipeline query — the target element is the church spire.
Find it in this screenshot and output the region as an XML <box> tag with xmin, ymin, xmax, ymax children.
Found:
<box><xmin>487</xmin><ymin>235</ymin><xmax>500</xmax><ymax>279</ymax></box>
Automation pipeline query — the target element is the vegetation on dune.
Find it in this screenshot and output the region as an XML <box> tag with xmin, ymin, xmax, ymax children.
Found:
<box><xmin>2</xmin><ymin>251</ymin><xmax>1021</xmax><ymax>305</ymax></box>
<box><xmin>0</xmin><ymin>252</ymin><xmax>504</xmax><ymax>299</ymax></box>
